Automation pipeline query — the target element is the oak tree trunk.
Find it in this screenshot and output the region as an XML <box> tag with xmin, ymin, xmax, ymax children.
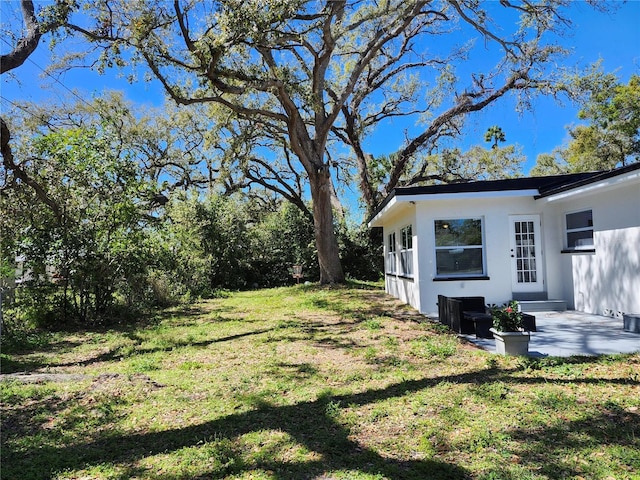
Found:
<box><xmin>309</xmin><ymin>166</ymin><xmax>344</xmax><ymax>284</ymax></box>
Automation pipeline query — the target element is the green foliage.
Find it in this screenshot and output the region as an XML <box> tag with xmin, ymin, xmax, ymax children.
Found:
<box><xmin>409</xmin><ymin>145</ymin><xmax>525</xmax><ymax>186</ymax></box>
<box><xmin>0</xmin><ymin>91</ymin><xmax>383</xmax><ymax>333</ymax></box>
<box><xmin>157</xmin><ymin>193</ymin><xmax>320</xmax><ymax>293</ymax></box>
<box><xmin>338</xmin><ymin>223</ymin><xmax>383</xmax><ymax>282</ymax></box>
<box><xmin>409</xmin><ymin>336</ymin><xmax>458</xmax><ymax>359</ymax></box>
<box><xmin>484</xmin><ymin>125</ymin><xmax>506</xmax><ymax>149</ymax></box>
<box><xmin>2</xmin><ymin>89</ymin><xmax>383</xmax><ymax>331</ymax></box>
<box><xmin>248</xmin><ymin>202</ymin><xmax>318</xmax><ymax>287</ymax></box>
<box><xmin>159</xmin><ymin>193</ymin><xmax>250</xmax><ymax>296</ymax></box>
<box><xmin>529</xmin><ymin>152</ymin><xmax>570</xmax><ymax>177</ymax></box>
<box><xmin>534</xmin><ymin>67</ymin><xmax>640</xmax><ymax>173</ymax></box>
<box><xmin>2</xmin><ymin>124</ymin><xmax>154</xmax><ymax>327</ymax></box>
<box><xmin>490</xmin><ymin>301</ymin><xmax>524</xmax><ymax>332</ymax></box>
<box><xmin>362</xmin><ymin>318</ymin><xmax>383</xmax><ymax>331</ymax></box>
<box><xmin>4</xmin><ymin>172</ymin><xmax>381</xmax><ymax>333</ymax></box>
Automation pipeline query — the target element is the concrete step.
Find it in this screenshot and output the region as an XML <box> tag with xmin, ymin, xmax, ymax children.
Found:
<box><xmin>512</xmin><ymin>292</ymin><xmax>548</xmax><ymax>301</ymax></box>
<box><xmin>518</xmin><ymin>300</ymin><xmax>567</xmax><ymax>312</ymax></box>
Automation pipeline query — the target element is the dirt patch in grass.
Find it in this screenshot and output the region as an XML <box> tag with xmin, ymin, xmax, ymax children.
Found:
<box><xmin>1</xmin><ymin>372</ymin><xmax>92</xmax><ymax>383</ymax></box>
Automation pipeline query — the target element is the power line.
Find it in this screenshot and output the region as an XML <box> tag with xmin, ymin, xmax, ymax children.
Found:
<box><xmin>0</xmin><ymin>36</ymin><xmax>95</xmax><ymax>110</ymax></box>
<box><xmin>0</xmin><ymin>95</ymin><xmax>61</xmax><ymax>132</ymax></box>
<box><xmin>0</xmin><ymin>95</ymin><xmax>39</xmax><ymax>118</ymax></box>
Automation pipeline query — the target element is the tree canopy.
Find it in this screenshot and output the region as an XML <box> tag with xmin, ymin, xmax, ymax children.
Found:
<box><xmin>44</xmin><ymin>0</ymin><xmax>605</xmax><ymax>282</ymax></box>
<box><xmin>531</xmin><ymin>68</ymin><xmax>640</xmax><ymax>175</ymax></box>
<box><xmin>4</xmin><ymin>1</ymin><xmax>631</xmax><ymax>288</ymax></box>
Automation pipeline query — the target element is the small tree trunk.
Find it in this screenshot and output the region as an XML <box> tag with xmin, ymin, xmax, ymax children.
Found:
<box><xmin>309</xmin><ymin>167</ymin><xmax>344</xmax><ymax>284</ymax></box>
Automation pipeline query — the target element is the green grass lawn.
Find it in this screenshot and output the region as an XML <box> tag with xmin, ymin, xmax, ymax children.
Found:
<box><xmin>2</xmin><ymin>282</ymin><xmax>639</xmax><ymax>479</ymax></box>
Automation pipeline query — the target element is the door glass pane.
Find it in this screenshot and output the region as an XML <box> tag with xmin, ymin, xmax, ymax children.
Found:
<box><xmin>514</xmin><ymin>220</ymin><xmax>538</xmax><ymax>284</ymax></box>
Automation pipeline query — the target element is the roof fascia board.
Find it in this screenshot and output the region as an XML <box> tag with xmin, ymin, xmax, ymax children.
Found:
<box><xmin>397</xmin><ymin>189</ymin><xmax>540</xmax><ymax>202</ymax></box>
<box><xmin>368</xmin><ymin>196</ymin><xmax>398</xmax><ymax>228</ymax></box>
<box><xmin>369</xmin><ymin>189</ymin><xmax>540</xmax><ymax>227</ymax></box>
<box><xmin>538</xmin><ymin>169</ymin><xmax>640</xmax><ymax>203</ymax></box>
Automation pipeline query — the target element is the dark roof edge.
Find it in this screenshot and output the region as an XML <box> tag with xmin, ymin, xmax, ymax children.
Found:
<box><xmin>535</xmin><ymin>162</ymin><xmax>640</xmax><ymax>199</ymax></box>
<box><xmin>367</xmin><ymin>188</ymin><xmax>398</xmax><ymax>226</ymax></box>
<box><xmin>366</xmin><ymin>173</ymin><xmax>587</xmax><ymax>224</ymax></box>
<box><xmin>368</xmin><ymin>162</ymin><xmax>639</xmax><ymax>226</ymax></box>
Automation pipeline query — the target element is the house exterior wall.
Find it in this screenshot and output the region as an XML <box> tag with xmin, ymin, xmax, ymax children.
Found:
<box><xmin>382</xmin><ymin>207</ymin><xmax>421</xmax><ymax>312</ymax></box>
<box><xmin>544</xmin><ymin>181</ymin><xmax>640</xmax><ymax>316</ymax></box>
<box><xmin>413</xmin><ymin>195</ymin><xmax>559</xmax><ymax>316</ymax></box>
<box><xmin>373</xmin><ymin>168</ymin><xmax>639</xmax><ymax>318</ymax></box>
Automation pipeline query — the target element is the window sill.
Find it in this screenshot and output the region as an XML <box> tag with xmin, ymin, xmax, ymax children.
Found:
<box><xmin>386</xmin><ymin>273</ymin><xmax>414</xmax><ymax>281</ymax></box>
<box><xmin>561</xmin><ymin>249</ymin><xmax>595</xmax><ymax>254</ymax></box>
<box><xmin>433</xmin><ymin>275</ymin><xmax>490</xmax><ymax>282</ymax></box>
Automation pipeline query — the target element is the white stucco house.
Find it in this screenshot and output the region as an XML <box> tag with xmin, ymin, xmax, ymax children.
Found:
<box><xmin>368</xmin><ymin>163</ymin><xmax>640</xmax><ymax>318</ymax></box>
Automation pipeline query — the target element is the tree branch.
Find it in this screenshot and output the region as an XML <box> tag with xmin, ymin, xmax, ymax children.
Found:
<box><xmin>0</xmin><ymin>0</ymin><xmax>41</xmax><ymax>74</ymax></box>
<box><xmin>1</xmin><ymin>117</ymin><xmax>62</xmax><ymax>221</ymax></box>
<box><xmin>384</xmin><ymin>69</ymin><xmax>533</xmax><ymax>196</ymax></box>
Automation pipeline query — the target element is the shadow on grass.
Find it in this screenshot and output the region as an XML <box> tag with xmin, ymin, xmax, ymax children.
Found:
<box><xmin>1</xmin><ymin>286</ymin><xmax>417</xmax><ymax>374</ymax></box>
<box><xmin>270</xmin><ymin>362</ymin><xmax>320</xmax><ymax>379</ymax></box>
<box><xmin>302</xmin><ymin>285</ymin><xmax>429</xmax><ymax>326</ymax></box>
<box><xmin>0</xmin><ymin>303</ymin><xmax>211</xmax><ymax>354</ymax></box>
<box><xmin>2</xmin><ymin>323</ymin><xmax>273</xmax><ymax>374</ymax></box>
<box><xmin>1</xmin><ymin>334</ymin><xmax>89</xmax><ymax>373</ymax></box>
<box><xmin>1</xmin><ymin>372</ymin><xmax>486</xmax><ymax>480</ymax></box>
<box><xmin>4</xmin><ymin>365</ymin><xmax>639</xmax><ymax>480</ymax></box>
<box><xmin>43</xmin><ymin>326</ymin><xmax>276</xmax><ymax>369</ymax></box>
<box><xmin>0</xmin><ymin>355</ymin><xmax>46</xmax><ymax>374</ymax></box>
<box><xmin>505</xmin><ymin>407</ymin><xmax>640</xmax><ymax>478</ymax></box>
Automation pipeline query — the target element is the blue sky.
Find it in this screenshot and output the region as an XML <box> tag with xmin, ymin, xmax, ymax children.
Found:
<box><xmin>2</xmin><ymin>1</ymin><xmax>639</xmax><ymax>177</ymax></box>
<box><xmin>456</xmin><ymin>0</ymin><xmax>640</xmax><ymax>172</ymax></box>
<box><xmin>484</xmin><ymin>1</ymin><xmax>639</xmax><ymax>171</ymax></box>
<box><xmin>356</xmin><ymin>1</ymin><xmax>640</xmax><ymax>173</ymax></box>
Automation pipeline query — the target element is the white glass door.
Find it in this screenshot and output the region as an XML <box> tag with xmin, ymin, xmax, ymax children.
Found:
<box><xmin>509</xmin><ymin>215</ymin><xmax>544</xmax><ymax>293</ymax></box>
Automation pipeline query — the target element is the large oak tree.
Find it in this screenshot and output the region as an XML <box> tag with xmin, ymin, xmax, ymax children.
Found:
<box><xmin>55</xmin><ymin>0</ymin><xmax>605</xmax><ymax>283</ymax></box>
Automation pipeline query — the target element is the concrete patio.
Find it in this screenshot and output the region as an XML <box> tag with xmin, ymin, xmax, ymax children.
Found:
<box><xmin>463</xmin><ymin>311</ymin><xmax>640</xmax><ymax>357</ymax></box>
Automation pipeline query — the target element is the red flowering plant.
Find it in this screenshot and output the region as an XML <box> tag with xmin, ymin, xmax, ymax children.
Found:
<box><xmin>490</xmin><ymin>300</ymin><xmax>524</xmax><ymax>332</ymax></box>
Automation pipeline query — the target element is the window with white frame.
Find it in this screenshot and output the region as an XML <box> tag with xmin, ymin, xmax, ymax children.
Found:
<box><xmin>386</xmin><ymin>232</ymin><xmax>397</xmax><ymax>274</ymax></box>
<box><xmin>565</xmin><ymin>209</ymin><xmax>594</xmax><ymax>250</ymax></box>
<box><xmin>434</xmin><ymin>218</ymin><xmax>485</xmax><ymax>276</ymax></box>
<box><xmin>400</xmin><ymin>224</ymin><xmax>413</xmax><ymax>277</ymax></box>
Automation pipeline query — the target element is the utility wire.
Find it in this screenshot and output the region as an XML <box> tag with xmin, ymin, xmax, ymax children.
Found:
<box><xmin>0</xmin><ymin>95</ymin><xmax>34</xmax><ymax>115</ymax></box>
<box><xmin>0</xmin><ymin>36</ymin><xmax>95</xmax><ymax>110</ymax></box>
<box><xmin>0</xmin><ymin>95</ymin><xmax>50</xmax><ymax>124</ymax></box>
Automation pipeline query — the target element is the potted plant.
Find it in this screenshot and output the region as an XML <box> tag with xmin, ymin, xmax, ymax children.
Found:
<box><xmin>489</xmin><ymin>301</ymin><xmax>530</xmax><ymax>356</ymax></box>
